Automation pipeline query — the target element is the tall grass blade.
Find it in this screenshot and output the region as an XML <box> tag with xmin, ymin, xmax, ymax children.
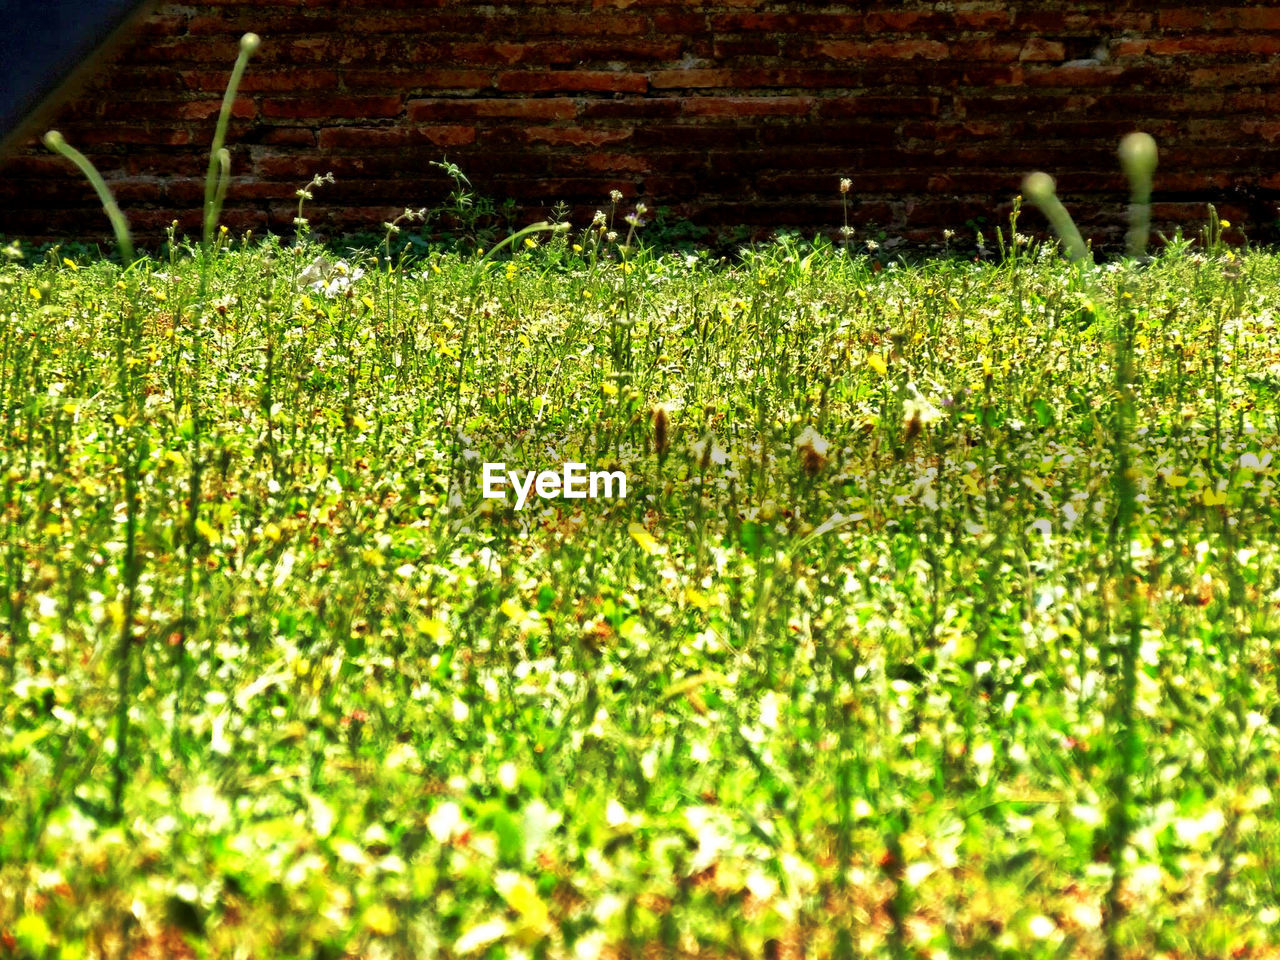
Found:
<box><xmin>202</xmin><ymin>32</ymin><xmax>259</xmax><ymax>251</ymax></box>
<box><xmin>41</xmin><ymin>130</ymin><xmax>134</xmax><ymax>265</ymax></box>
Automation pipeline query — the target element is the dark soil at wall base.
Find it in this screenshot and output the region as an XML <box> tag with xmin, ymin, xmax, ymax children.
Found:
<box><xmin>2</xmin><ymin>1</ymin><xmax>1278</xmax><ymax>248</ymax></box>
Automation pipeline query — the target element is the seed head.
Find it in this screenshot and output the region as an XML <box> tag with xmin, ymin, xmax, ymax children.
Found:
<box><xmin>1118</xmin><ymin>132</ymin><xmax>1157</xmax><ymax>186</ymax></box>
<box><xmin>1021</xmin><ymin>171</ymin><xmax>1056</xmax><ymax>206</ymax></box>
<box><xmin>652</xmin><ymin>405</ymin><xmax>670</xmax><ymax>462</ymax></box>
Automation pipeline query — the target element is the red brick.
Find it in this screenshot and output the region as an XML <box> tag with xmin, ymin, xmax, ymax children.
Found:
<box><xmin>523</xmin><ymin>126</ymin><xmax>633</xmax><ymax>147</ymax></box>
<box><xmin>407</xmin><ymin>98</ymin><xmax>578</xmax><ymax>122</ymax></box>
<box><xmin>816</xmin><ymin>40</ymin><xmax>949</xmax><ymax>61</ymax></box>
<box><xmin>421</xmin><ymin>125</ymin><xmax>478</xmax><ymax>147</ymax></box>
<box><xmin>1024</xmin><ymin>64</ymin><xmax>1125</xmax><ymax>87</ymax></box>
<box><xmin>261</xmin><ymin>128</ymin><xmax>317</xmax><ymax>146</ymax></box>
<box><xmin>652</xmin><ymin>14</ymin><xmax>704</xmax><ymax>34</ymax></box>
<box><xmin>496</xmin><ymin>71</ymin><xmax>648</xmax><ymax>94</ymax></box>
<box><xmin>180</xmin><ymin>69</ymin><xmax>342</xmax><ymax>93</ymax></box>
<box><xmin>865</xmin><ymin>11</ymin><xmax>953</xmax><ymax>32</ymax></box>
<box><xmin>1149</xmin><ymin>36</ymin><xmax>1280</xmax><ymax>57</ymax></box>
<box><xmin>710</xmin><ymin>12</ymin><xmax>864</xmax><ymax>33</ymax></box>
<box><xmin>713</xmin><ymin>37</ymin><xmax>781</xmax><ymax>59</ymax></box>
<box><xmin>1233</xmin><ymin>8</ymin><xmax>1280</xmax><ymax>30</ymax></box>
<box><xmin>519</xmin><ymin>14</ymin><xmax>646</xmax><ymax>37</ymax></box>
<box><xmin>1158</xmin><ymin>9</ymin><xmax>1205</xmax><ymax>29</ymax></box>
<box><xmin>262</xmin><ymin>97</ymin><xmax>403</xmax><ymax>119</ymax></box>
<box><xmin>953</xmin><ymin>9</ymin><xmax>1015</xmax><ymax>30</ymax></box>
<box><xmin>318</xmin><ymin>127</ymin><xmax>412</xmax><ymax>149</ymax></box>
<box><xmin>817</xmin><ymin>97</ymin><xmax>939</xmax><ymax>119</ymax></box>
<box><xmin>1019</xmin><ymin>39</ymin><xmax>1065</xmax><ymax>62</ymax></box>
<box><xmin>580</xmin><ymin>152</ymin><xmax>651</xmax><ymax>173</ymax></box>
<box><xmin>578</xmin><ymin>98</ymin><xmax>682</xmax><ymax>120</ymax></box>
<box><xmin>71</xmin><ymin>126</ymin><xmax>197</xmax><ymax>147</ymax></box>
<box><xmin>343</xmin><ymin>69</ymin><xmax>492</xmax><ymax>91</ymax></box>
<box><xmin>649</xmin><ymin>69</ymin><xmax>770</xmax><ymax>89</ymax></box>
<box><xmin>1190</xmin><ymin>64</ymin><xmax>1277</xmax><ymax>87</ymax></box>
<box><xmin>682</xmin><ymin>97</ymin><xmax>813</xmax><ymax>118</ymax></box>
<box><xmin>1240</xmin><ymin>120</ymin><xmax>1280</xmax><ymax>143</ymax></box>
<box><xmin>951</xmin><ymin>40</ymin><xmax>1025</xmax><ymax>61</ymax></box>
<box><xmin>1109</xmin><ymin>40</ymin><xmax>1150</xmax><ymax>59</ymax></box>
<box><xmin>176</xmin><ymin>97</ymin><xmax>256</xmax><ymax>121</ymax></box>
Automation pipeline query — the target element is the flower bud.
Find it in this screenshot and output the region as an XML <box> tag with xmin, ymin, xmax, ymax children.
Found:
<box><xmin>1118</xmin><ymin>131</ymin><xmax>1157</xmax><ymax>187</ymax></box>
<box><xmin>1021</xmin><ymin>171</ymin><xmax>1056</xmax><ymax>206</ymax></box>
<box><xmin>240</xmin><ymin>32</ymin><xmax>261</xmax><ymax>55</ymax></box>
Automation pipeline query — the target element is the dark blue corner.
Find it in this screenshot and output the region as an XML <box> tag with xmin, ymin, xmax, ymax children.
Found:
<box><xmin>0</xmin><ymin>0</ymin><xmax>157</xmax><ymax>150</ymax></box>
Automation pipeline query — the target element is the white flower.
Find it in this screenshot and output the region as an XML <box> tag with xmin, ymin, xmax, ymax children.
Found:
<box><xmin>1240</xmin><ymin>452</ymin><xmax>1271</xmax><ymax>470</ymax></box>
<box><xmin>902</xmin><ymin>383</ymin><xmax>943</xmax><ymax>427</ymax></box>
<box><xmin>300</xmin><ymin>257</ymin><xmax>366</xmax><ymax>297</ymax></box>
<box><xmin>794</xmin><ymin>426</ymin><xmax>829</xmax><ymax>457</ymax></box>
<box><xmin>1027</xmin><ymin>914</ymin><xmax>1057</xmax><ymax>939</ymax></box>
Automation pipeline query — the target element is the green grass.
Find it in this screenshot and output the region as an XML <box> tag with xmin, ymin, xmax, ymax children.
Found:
<box><xmin>2</xmin><ymin>222</ymin><xmax>1280</xmax><ymax>960</ymax></box>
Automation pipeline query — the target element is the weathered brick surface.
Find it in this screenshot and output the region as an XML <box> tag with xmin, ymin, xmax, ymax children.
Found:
<box><xmin>2</xmin><ymin>1</ymin><xmax>1277</xmax><ymax>245</ymax></box>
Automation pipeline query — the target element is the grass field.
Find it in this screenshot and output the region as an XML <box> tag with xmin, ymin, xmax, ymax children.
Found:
<box><xmin>3</xmin><ymin>205</ymin><xmax>1280</xmax><ymax>959</ymax></box>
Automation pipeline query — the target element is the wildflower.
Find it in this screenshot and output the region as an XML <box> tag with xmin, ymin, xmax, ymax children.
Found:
<box><xmin>943</xmin><ymin>229</ymin><xmax>955</xmax><ymax>242</ymax></box>
<box><xmin>592</xmin><ymin>210</ymin><xmax>606</xmax><ymax>226</ymax></box>
<box><xmin>902</xmin><ymin>383</ymin><xmax>943</xmax><ymax>439</ymax></box>
<box><xmin>606</xmin><ymin>231</ymin><xmax>618</xmax><ymax>243</ymax></box>
<box><xmin>839</xmin><ymin>225</ymin><xmax>855</xmax><ymax>239</ymax></box>
<box><xmin>609</xmin><ymin>189</ymin><xmax>623</xmax><ymax>204</ymax></box>
<box><xmin>865</xmin><ymin>239</ymin><xmax>880</xmax><ymax>253</ymax></box>
<box><xmin>300</xmin><ymin>257</ymin><xmax>366</xmax><ymax>297</ymax></box>
<box><xmin>690</xmin><ymin>436</ymin><xmax>727</xmax><ymax>470</ymax></box>
<box><xmin>795</xmin><ymin>426</ymin><xmax>829</xmax><ymax>475</ymax></box>
<box><xmin>839</xmin><ymin>178</ymin><xmax>852</xmax><ymax>194</ymax></box>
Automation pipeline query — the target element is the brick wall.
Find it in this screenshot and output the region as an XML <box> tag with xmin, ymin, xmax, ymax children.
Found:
<box><xmin>2</xmin><ymin>1</ymin><xmax>1278</xmax><ymax>247</ymax></box>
